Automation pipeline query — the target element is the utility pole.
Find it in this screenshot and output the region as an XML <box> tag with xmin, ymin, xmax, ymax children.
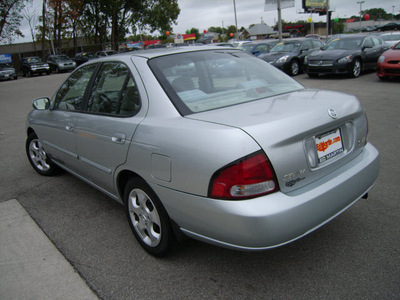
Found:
<box><xmin>278</xmin><ymin>0</ymin><xmax>282</xmax><ymax>41</ymax></box>
<box><xmin>326</xmin><ymin>0</ymin><xmax>330</xmax><ymax>38</ymax></box>
<box><xmin>233</xmin><ymin>0</ymin><xmax>239</xmax><ymax>40</ymax></box>
<box><xmin>357</xmin><ymin>1</ymin><xmax>365</xmax><ymax>31</ymax></box>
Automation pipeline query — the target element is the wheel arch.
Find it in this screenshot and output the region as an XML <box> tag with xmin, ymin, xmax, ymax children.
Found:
<box><xmin>27</xmin><ymin>127</ymin><xmax>36</xmax><ymax>137</ymax></box>
<box><xmin>116</xmin><ymin>169</ymin><xmax>143</xmax><ymax>203</ymax></box>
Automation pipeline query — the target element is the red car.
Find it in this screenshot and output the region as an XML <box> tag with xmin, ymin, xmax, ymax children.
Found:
<box><xmin>377</xmin><ymin>42</ymin><xmax>400</xmax><ymax>80</ymax></box>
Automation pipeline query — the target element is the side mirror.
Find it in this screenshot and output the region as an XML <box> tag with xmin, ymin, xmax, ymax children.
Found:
<box><xmin>32</xmin><ymin>97</ymin><xmax>50</xmax><ymax>110</ymax></box>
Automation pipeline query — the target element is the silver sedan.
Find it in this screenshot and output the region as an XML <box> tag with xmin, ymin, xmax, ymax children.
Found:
<box><xmin>25</xmin><ymin>46</ymin><xmax>380</xmax><ymax>256</ymax></box>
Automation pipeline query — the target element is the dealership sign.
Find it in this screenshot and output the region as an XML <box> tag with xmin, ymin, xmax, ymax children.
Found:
<box><xmin>0</xmin><ymin>54</ymin><xmax>12</xmax><ymax>63</ymax></box>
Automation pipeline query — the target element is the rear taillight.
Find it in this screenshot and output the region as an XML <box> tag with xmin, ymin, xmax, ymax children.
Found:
<box><xmin>209</xmin><ymin>151</ymin><xmax>279</xmax><ymax>200</ymax></box>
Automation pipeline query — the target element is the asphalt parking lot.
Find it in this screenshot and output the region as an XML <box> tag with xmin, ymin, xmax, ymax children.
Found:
<box><xmin>0</xmin><ymin>71</ymin><xmax>399</xmax><ymax>299</ymax></box>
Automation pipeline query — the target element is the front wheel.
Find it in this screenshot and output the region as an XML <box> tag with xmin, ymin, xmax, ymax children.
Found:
<box><xmin>125</xmin><ymin>178</ymin><xmax>174</xmax><ymax>257</ymax></box>
<box><xmin>288</xmin><ymin>60</ymin><xmax>300</xmax><ymax>76</ymax></box>
<box><xmin>349</xmin><ymin>59</ymin><xmax>361</xmax><ymax>78</ymax></box>
<box><xmin>26</xmin><ymin>133</ymin><xmax>59</xmax><ymax>176</ymax></box>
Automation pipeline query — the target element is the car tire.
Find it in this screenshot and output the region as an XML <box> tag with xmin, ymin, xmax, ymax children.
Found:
<box><xmin>288</xmin><ymin>60</ymin><xmax>300</xmax><ymax>76</ymax></box>
<box><xmin>125</xmin><ymin>177</ymin><xmax>174</xmax><ymax>257</ymax></box>
<box><xmin>349</xmin><ymin>59</ymin><xmax>361</xmax><ymax>78</ymax></box>
<box><xmin>26</xmin><ymin>133</ymin><xmax>59</xmax><ymax>176</ymax></box>
<box><xmin>378</xmin><ymin>76</ymin><xmax>387</xmax><ymax>81</ymax></box>
<box><xmin>46</xmin><ymin>71</ymin><xmax>50</xmax><ymax>75</ymax></box>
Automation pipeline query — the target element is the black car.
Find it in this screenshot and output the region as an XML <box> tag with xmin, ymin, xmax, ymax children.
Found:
<box><xmin>304</xmin><ymin>35</ymin><xmax>389</xmax><ymax>78</ymax></box>
<box><xmin>21</xmin><ymin>57</ymin><xmax>50</xmax><ymax>77</ymax></box>
<box><xmin>237</xmin><ymin>41</ymin><xmax>279</xmax><ymax>56</ymax></box>
<box><xmin>258</xmin><ymin>38</ymin><xmax>324</xmax><ymax>76</ymax></box>
<box><xmin>73</xmin><ymin>52</ymin><xmax>97</xmax><ymax>66</ymax></box>
<box><xmin>0</xmin><ymin>63</ymin><xmax>18</xmax><ymax>80</ymax></box>
<box><xmin>47</xmin><ymin>55</ymin><xmax>76</xmax><ymax>73</ymax></box>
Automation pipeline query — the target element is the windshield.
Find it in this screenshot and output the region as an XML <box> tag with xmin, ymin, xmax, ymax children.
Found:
<box><xmin>323</xmin><ymin>37</ymin><xmax>363</xmax><ymax>50</ymax></box>
<box><xmin>54</xmin><ymin>56</ymin><xmax>71</xmax><ymax>62</ymax></box>
<box><xmin>148</xmin><ymin>50</ymin><xmax>304</xmax><ymax>115</ymax></box>
<box><xmin>27</xmin><ymin>57</ymin><xmax>42</xmax><ymax>63</ymax></box>
<box><xmin>237</xmin><ymin>44</ymin><xmax>256</xmax><ymax>52</ymax></box>
<box><xmin>82</xmin><ymin>52</ymin><xmax>95</xmax><ymax>58</ymax></box>
<box><xmin>270</xmin><ymin>42</ymin><xmax>300</xmax><ymax>53</ymax></box>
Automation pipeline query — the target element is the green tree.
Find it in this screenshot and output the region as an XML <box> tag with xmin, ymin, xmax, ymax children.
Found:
<box><xmin>208</xmin><ymin>26</ymin><xmax>222</xmax><ymax>34</ymax></box>
<box><xmin>189</xmin><ymin>27</ymin><xmax>199</xmax><ymax>40</ymax></box>
<box><xmin>363</xmin><ymin>8</ymin><xmax>388</xmax><ymax>20</ymax></box>
<box><xmin>0</xmin><ymin>0</ymin><xmax>31</xmax><ymax>44</ymax></box>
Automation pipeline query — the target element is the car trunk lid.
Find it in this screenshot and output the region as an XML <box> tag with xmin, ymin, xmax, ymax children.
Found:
<box><xmin>186</xmin><ymin>89</ymin><xmax>368</xmax><ymax>193</ymax></box>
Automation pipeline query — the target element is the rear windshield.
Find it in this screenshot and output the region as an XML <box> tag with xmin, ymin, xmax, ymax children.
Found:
<box><xmin>148</xmin><ymin>50</ymin><xmax>303</xmax><ymax>115</ymax></box>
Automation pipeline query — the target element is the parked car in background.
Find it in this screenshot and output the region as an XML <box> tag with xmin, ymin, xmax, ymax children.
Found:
<box><xmin>380</xmin><ymin>32</ymin><xmax>400</xmax><ymax>47</ymax></box>
<box><xmin>232</xmin><ymin>40</ymin><xmax>253</xmax><ymax>47</ymax></box>
<box><xmin>259</xmin><ymin>38</ymin><xmax>324</xmax><ymax>76</ymax></box>
<box><xmin>376</xmin><ymin>22</ymin><xmax>400</xmax><ymax>32</ymax></box>
<box><xmin>96</xmin><ymin>50</ymin><xmax>118</xmax><ymax>57</ymax></box>
<box><xmin>377</xmin><ymin>41</ymin><xmax>400</xmax><ymax>80</ymax></box>
<box><xmin>213</xmin><ymin>42</ymin><xmax>235</xmax><ymax>47</ymax></box>
<box><xmin>0</xmin><ymin>63</ymin><xmax>18</xmax><ymax>80</ymax></box>
<box><xmin>47</xmin><ymin>55</ymin><xmax>76</xmax><ymax>73</ymax></box>
<box><xmin>25</xmin><ymin>46</ymin><xmax>379</xmax><ymax>256</ymax></box>
<box><xmin>21</xmin><ymin>57</ymin><xmax>50</xmax><ymax>77</ymax></box>
<box><xmin>304</xmin><ymin>35</ymin><xmax>388</xmax><ymax>78</ymax></box>
<box><xmin>237</xmin><ymin>40</ymin><xmax>279</xmax><ymax>56</ymax></box>
<box><xmin>73</xmin><ymin>52</ymin><xmax>97</xmax><ymax>66</ymax></box>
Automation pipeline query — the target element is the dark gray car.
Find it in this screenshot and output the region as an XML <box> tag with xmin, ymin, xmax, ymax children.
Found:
<box><xmin>304</xmin><ymin>35</ymin><xmax>389</xmax><ymax>78</ymax></box>
<box><xmin>259</xmin><ymin>38</ymin><xmax>324</xmax><ymax>76</ymax></box>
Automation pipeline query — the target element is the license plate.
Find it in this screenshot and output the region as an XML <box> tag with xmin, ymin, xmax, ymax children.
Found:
<box><xmin>315</xmin><ymin>128</ymin><xmax>344</xmax><ymax>163</ymax></box>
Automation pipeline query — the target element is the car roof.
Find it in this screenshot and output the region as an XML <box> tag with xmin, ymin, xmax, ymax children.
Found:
<box><xmin>115</xmin><ymin>45</ymin><xmax>242</xmax><ymax>60</ymax></box>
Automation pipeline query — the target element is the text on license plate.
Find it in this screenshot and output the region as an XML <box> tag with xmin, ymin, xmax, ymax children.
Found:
<box><xmin>315</xmin><ymin>128</ymin><xmax>344</xmax><ymax>163</ymax></box>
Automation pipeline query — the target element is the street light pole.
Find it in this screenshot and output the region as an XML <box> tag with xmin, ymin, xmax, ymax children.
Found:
<box><xmin>357</xmin><ymin>1</ymin><xmax>365</xmax><ymax>31</ymax></box>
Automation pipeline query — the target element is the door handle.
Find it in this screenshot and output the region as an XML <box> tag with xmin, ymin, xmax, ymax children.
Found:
<box><xmin>65</xmin><ymin>125</ymin><xmax>74</xmax><ymax>132</ymax></box>
<box><xmin>112</xmin><ymin>133</ymin><xmax>126</xmax><ymax>144</ymax></box>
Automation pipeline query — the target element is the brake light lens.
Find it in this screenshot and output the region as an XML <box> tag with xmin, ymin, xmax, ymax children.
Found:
<box><xmin>209</xmin><ymin>151</ymin><xmax>279</xmax><ymax>200</ymax></box>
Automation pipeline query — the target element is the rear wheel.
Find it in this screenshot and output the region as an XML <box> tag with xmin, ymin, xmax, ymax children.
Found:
<box><xmin>125</xmin><ymin>178</ymin><xmax>174</xmax><ymax>257</ymax></box>
<box><xmin>26</xmin><ymin>133</ymin><xmax>59</xmax><ymax>176</ymax></box>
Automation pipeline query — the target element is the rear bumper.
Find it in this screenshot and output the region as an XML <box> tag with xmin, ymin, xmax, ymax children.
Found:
<box><xmin>154</xmin><ymin>143</ymin><xmax>380</xmax><ymax>250</ymax></box>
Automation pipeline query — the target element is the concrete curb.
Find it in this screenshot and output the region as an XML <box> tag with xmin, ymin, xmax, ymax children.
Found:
<box><xmin>0</xmin><ymin>199</ymin><xmax>98</xmax><ymax>300</ymax></box>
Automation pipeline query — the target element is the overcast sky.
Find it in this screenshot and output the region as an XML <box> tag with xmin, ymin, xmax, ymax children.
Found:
<box><xmin>11</xmin><ymin>0</ymin><xmax>400</xmax><ymax>44</ymax></box>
